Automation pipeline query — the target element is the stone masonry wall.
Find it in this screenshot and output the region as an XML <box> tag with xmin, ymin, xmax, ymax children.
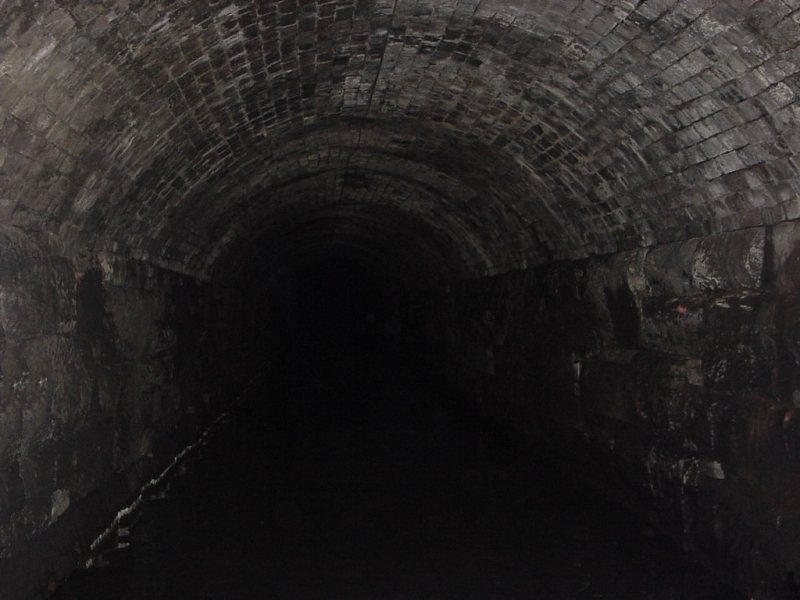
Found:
<box><xmin>409</xmin><ymin>222</ymin><xmax>800</xmax><ymax>600</ymax></box>
<box><xmin>0</xmin><ymin>226</ymin><xmax>247</xmax><ymax>600</ymax></box>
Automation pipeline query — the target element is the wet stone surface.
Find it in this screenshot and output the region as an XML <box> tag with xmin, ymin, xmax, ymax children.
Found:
<box><xmin>53</xmin><ymin>365</ymin><xmax>741</xmax><ymax>600</ymax></box>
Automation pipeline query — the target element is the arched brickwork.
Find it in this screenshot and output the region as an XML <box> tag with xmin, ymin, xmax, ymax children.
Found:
<box><xmin>3</xmin><ymin>0</ymin><xmax>800</xmax><ymax>279</ymax></box>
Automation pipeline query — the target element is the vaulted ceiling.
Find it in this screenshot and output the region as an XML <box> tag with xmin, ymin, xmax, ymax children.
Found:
<box><xmin>2</xmin><ymin>0</ymin><xmax>799</xmax><ymax>281</ymax></box>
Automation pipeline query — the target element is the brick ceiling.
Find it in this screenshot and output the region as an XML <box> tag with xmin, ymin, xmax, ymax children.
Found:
<box><xmin>2</xmin><ymin>0</ymin><xmax>800</xmax><ymax>280</ymax></box>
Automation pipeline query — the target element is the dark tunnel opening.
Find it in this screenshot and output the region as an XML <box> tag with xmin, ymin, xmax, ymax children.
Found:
<box><xmin>225</xmin><ymin>201</ymin><xmax>463</xmax><ymax>382</ymax></box>
<box><xmin>53</xmin><ymin>230</ymin><xmax>748</xmax><ymax>600</ymax></box>
<box><xmin>260</xmin><ymin>247</ymin><xmax>413</xmax><ymax>378</ymax></box>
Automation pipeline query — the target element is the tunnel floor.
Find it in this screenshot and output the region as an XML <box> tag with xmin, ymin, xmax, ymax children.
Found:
<box><xmin>53</xmin><ymin>358</ymin><xmax>741</xmax><ymax>600</ymax></box>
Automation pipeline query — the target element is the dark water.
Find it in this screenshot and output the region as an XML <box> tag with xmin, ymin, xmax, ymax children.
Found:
<box><xmin>53</xmin><ymin>362</ymin><xmax>741</xmax><ymax>600</ymax></box>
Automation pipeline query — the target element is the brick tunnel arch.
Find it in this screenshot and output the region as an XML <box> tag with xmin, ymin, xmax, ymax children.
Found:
<box><xmin>4</xmin><ymin>1</ymin><xmax>800</xmax><ymax>599</ymax></box>
<box><xmin>6</xmin><ymin>0</ymin><xmax>798</xmax><ymax>273</ymax></box>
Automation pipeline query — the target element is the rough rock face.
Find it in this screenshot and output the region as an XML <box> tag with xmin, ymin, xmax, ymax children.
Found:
<box><xmin>0</xmin><ymin>227</ymin><xmax>247</xmax><ymax>600</ymax></box>
<box><xmin>404</xmin><ymin>223</ymin><xmax>800</xmax><ymax>600</ymax></box>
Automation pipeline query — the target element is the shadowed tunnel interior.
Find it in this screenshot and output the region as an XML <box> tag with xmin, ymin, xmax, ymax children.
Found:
<box><xmin>6</xmin><ymin>1</ymin><xmax>800</xmax><ymax>599</ymax></box>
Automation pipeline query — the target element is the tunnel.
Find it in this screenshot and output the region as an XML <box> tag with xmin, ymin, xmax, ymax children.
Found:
<box><xmin>3</xmin><ymin>0</ymin><xmax>800</xmax><ymax>598</ymax></box>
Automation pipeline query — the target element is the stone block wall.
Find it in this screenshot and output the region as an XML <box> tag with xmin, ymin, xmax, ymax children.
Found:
<box><xmin>406</xmin><ymin>223</ymin><xmax>800</xmax><ymax>600</ymax></box>
<box><xmin>0</xmin><ymin>227</ymin><xmax>248</xmax><ymax>600</ymax></box>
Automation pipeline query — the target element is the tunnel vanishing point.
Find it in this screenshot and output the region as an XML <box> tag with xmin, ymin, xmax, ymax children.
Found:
<box><xmin>7</xmin><ymin>0</ymin><xmax>800</xmax><ymax>598</ymax></box>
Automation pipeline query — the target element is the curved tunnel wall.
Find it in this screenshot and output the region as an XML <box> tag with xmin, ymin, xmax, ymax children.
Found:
<box><xmin>4</xmin><ymin>0</ymin><xmax>800</xmax><ymax>273</ymax></box>
<box><xmin>4</xmin><ymin>1</ymin><xmax>800</xmax><ymax>598</ymax></box>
